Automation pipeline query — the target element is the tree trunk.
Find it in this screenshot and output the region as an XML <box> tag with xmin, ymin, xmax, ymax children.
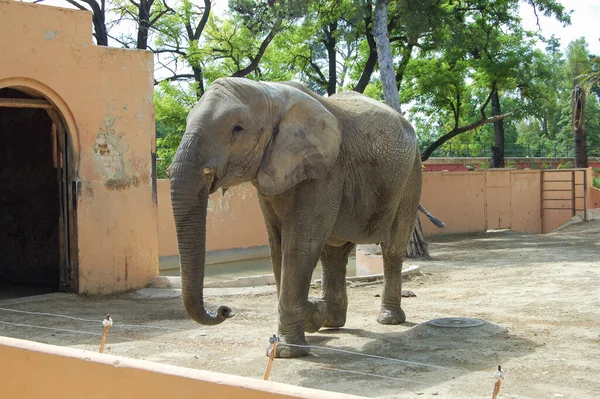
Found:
<box><xmin>136</xmin><ymin>0</ymin><xmax>151</xmax><ymax>50</ymax></box>
<box><xmin>373</xmin><ymin>0</ymin><xmax>401</xmax><ymax>112</ymax></box>
<box><xmin>192</xmin><ymin>66</ymin><xmax>205</xmax><ymax>99</ymax></box>
<box><xmin>91</xmin><ymin>4</ymin><xmax>108</xmax><ymax>46</ymax></box>
<box><xmin>324</xmin><ymin>22</ymin><xmax>338</xmax><ymax>96</ymax></box>
<box><xmin>572</xmin><ymin>84</ymin><xmax>588</xmax><ymax>168</ymax></box>
<box><xmin>373</xmin><ymin>0</ymin><xmax>427</xmax><ymax>258</ymax></box>
<box><xmin>354</xmin><ymin>0</ymin><xmax>376</xmax><ymax>94</ymax></box>
<box><xmin>490</xmin><ymin>85</ymin><xmax>505</xmax><ymax>168</ymax></box>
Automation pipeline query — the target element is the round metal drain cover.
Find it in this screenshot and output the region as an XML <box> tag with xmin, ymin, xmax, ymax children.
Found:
<box><xmin>427</xmin><ymin>317</ymin><xmax>486</xmax><ymax>328</ymax></box>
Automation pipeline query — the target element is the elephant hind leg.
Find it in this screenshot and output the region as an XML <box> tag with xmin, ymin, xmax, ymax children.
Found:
<box><xmin>378</xmin><ymin>206</ymin><xmax>420</xmax><ymax>325</ymax></box>
<box><xmin>314</xmin><ymin>241</ymin><xmax>356</xmax><ymax>329</ymax></box>
<box><xmin>377</xmin><ymin>242</ymin><xmax>409</xmax><ymax>325</ymax></box>
<box><xmin>378</xmin><ymin>153</ymin><xmax>422</xmax><ymax>325</ymax></box>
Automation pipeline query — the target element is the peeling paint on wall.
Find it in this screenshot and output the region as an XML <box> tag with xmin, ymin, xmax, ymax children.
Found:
<box><xmin>93</xmin><ymin>108</ymin><xmax>142</xmax><ymax>190</ymax></box>
<box><xmin>44</xmin><ymin>30</ymin><xmax>58</xmax><ymax>40</ymax></box>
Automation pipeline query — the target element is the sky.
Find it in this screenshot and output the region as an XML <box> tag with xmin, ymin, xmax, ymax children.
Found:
<box><xmin>518</xmin><ymin>0</ymin><xmax>600</xmax><ymax>55</ymax></box>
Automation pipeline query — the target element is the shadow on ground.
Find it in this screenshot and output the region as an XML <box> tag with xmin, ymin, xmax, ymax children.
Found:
<box><xmin>291</xmin><ymin>321</ymin><xmax>537</xmax><ymax>397</ymax></box>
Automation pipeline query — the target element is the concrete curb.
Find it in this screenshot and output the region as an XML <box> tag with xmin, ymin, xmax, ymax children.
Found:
<box><xmin>148</xmin><ymin>265</ymin><xmax>421</xmax><ymax>290</ymax></box>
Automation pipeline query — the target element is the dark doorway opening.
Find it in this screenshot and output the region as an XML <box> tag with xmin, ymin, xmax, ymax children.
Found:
<box><xmin>0</xmin><ymin>88</ymin><xmax>71</xmax><ymax>300</ymax></box>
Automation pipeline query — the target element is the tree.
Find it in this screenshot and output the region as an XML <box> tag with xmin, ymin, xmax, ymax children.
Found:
<box><xmin>566</xmin><ymin>38</ymin><xmax>593</xmax><ymax>168</ymax></box>
<box><xmin>154</xmin><ymin>81</ymin><xmax>197</xmax><ymax>178</ymax></box>
<box><xmin>373</xmin><ymin>0</ymin><xmax>434</xmax><ymax>258</ymax></box>
<box><xmin>150</xmin><ymin>0</ymin><xmax>212</xmax><ymax>97</ymax></box>
<box><xmin>373</xmin><ymin>0</ymin><xmax>399</xmax><ymax>110</ymax></box>
<box><xmin>264</xmin><ymin>0</ymin><xmax>373</xmax><ymax>96</ymax></box>
<box><xmin>109</xmin><ymin>0</ymin><xmax>174</xmax><ymax>50</ymax></box>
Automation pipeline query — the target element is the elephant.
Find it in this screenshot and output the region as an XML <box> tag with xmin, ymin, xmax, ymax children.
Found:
<box><xmin>169</xmin><ymin>77</ymin><xmax>422</xmax><ymax>358</ymax></box>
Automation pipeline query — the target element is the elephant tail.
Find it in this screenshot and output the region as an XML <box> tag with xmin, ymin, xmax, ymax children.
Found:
<box><xmin>418</xmin><ymin>204</ymin><xmax>446</xmax><ymax>229</ymax></box>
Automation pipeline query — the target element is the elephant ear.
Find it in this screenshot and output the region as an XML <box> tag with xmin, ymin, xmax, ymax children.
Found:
<box><xmin>257</xmin><ymin>95</ymin><xmax>342</xmax><ymax>196</ymax></box>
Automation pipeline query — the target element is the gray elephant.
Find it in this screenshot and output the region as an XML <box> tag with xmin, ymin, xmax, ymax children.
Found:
<box><xmin>169</xmin><ymin>77</ymin><xmax>422</xmax><ymax>358</ymax></box>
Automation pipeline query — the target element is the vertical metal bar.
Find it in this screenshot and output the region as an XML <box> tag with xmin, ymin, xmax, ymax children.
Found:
<box><xmin>540</xmin><ymin>170</ymin><xmax>544</xmax><ymax>233</ymax></box>
<box><xmin>583</xmin><ymin>170</ymin><xmax>588</xmax><ymax>222</ymax></box>
<box><xmin>571</xmin><ymin>170</ymin><xmax>576</xmax><ymax>216</ymax></box>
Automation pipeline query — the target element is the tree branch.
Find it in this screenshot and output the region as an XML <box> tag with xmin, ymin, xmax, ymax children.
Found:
<box><xmin>64</xmin><ymin>0</ymin><xmax>87</xmax><ymax>10</ymax></box>
<box><xmin>232</xmin><ymin>19</ymin><xmax>282</xmax><ymax>77</ymax></box>
<box><xmin>155</xmin><ymin>74</ymin><xmax>196</xmax><ymax>85</ymax></box>
<box><xmin>480</xmin><ymin>91</ymin><xmax>493</xmax><ymax>119</ymax></box>
<box><xmin>193</xmin><ymin>0</ymin><xmax>211</xmax><ymax>41</ymax></box>
<box><xmin>295</xmin><ymin>54</ymin><xmax>327</xmax><ymax>85</ymax></box>
<box><xmin>527</xmin><ymin>0</ymin><xmax>542</xmax><ymax>30</ymax></box>
<box><xmin>420</xmin><ymin>112</ymin><xmax>515</xmax><ymax>162</ymax></box>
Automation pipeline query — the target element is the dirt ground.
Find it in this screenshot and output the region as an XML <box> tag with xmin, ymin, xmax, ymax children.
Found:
<box><xmin>1</xmin><ymin>220</ymin><xmax>600</xmax><ymax>399</ymax></box>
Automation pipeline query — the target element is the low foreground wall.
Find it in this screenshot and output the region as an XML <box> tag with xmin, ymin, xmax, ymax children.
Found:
<box><xmin>0</xmin><ymin>336</ymin><xmax>360</xmax><ymax>399</ymax></box>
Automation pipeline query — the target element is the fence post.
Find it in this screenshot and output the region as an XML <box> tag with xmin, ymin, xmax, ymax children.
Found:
<box><xmin>584</xmin><ymin>170</ymin><xmax>588</xmax><ymax>222</ymax></box>
<box><xmin>572</xmin><ymin>170</ymin><xmax>576</xmax><ymax>217</ymax></box>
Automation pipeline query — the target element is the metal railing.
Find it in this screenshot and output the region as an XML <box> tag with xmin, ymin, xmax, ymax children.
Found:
<box><xmin>541</xmin><ymin>169</ymin><xmax>588</xmax><ymax>232</ymax></box>
<box><xmin>421</xmin><ymin>143</ymin><xmax>600</xmax><ymax>159</ymax></box>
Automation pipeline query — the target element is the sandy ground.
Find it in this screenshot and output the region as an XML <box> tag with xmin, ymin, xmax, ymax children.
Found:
<box><xmin>1</xmin><ymin>219</ymin><xmax>600</xmax><ymax>398</ymax></box>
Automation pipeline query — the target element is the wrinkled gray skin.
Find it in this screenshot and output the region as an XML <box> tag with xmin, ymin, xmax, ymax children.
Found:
<box><xmin>170</xmin><ymin>77</ymin><xmax>422</xmax><ymax>358</ymax></box>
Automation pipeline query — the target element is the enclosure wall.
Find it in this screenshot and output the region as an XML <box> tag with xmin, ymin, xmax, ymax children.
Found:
<box><xmin>158</xmin><ymin>169</ymin><xmax>594</xmax><ymax>259</ymax></box>
<box><xmin>0</xmin><ymin>0</ymin><xmax>159</xmax><ymax>294</ymax></box>
<box><xmin>0</xmin><ymin>336</ymin><xmax>359</xmax><ymax>399</ymax></box>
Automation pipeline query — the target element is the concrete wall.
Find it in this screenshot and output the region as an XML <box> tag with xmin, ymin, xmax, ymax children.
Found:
<box><xmin>158</xmin><ymin>169</ymin><xmax>594</xmax><ymax>260</ymax></box>
<box><xmin>419</xmin><ymin>169</ymin><xmax>545</xmax><ymax>235</ymax></box>
<box><xmin>1</xmin><ymin>1</ymin><xmax>158</xmax><ymax>294</ymax></box>
<box><xmin>421</xmin><ymin>169</ymin><xmax>593</xmax><ymax>235</ymax></box>
<box><xmin>419</xmin><ymin>171</ymin><xmax>486</xmax><ymax>235</ymax></box>
<box><xmin>0</xmin><ymin>336</ymin><xmax>359</xmax><ymax>399</ymax></box>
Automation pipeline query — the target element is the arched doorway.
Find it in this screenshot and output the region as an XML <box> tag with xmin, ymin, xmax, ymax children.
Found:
<box><xmin>0</xmin><ymin>87</ymin><xmax>77</xmax><ymax>299</ymax></box>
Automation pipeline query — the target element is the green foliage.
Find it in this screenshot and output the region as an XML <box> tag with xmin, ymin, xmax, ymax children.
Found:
<box><xmin>154</xmin><ymin>82</ymin><xmax>197</xmax><ymax>178</ymax></box>
<box><xmin>593</xmin><ymin>168</ymin><xmax>600</xmax><ymax>189</ymax></box>
<box><xmin>529</xmin><ymin>161</ymin><xmax>572</xmax><ymax>170</ymax></box>
<box><xmin>99</xmin><ymin>0</ymin><xmax>597</xmax><ymax>174</ymax></box>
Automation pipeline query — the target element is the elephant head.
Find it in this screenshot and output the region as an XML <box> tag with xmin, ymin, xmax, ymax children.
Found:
<box><xmin>169</xmin><ymin>77</ymin><xmax>342</xmax><ymax>325</ymax></box>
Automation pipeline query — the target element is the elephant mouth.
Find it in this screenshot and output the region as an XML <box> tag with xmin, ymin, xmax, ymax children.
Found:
<box><xmin>208</xmin><ymin>176</ymin><xmax>220</xmax><ymax>194</ymax></box>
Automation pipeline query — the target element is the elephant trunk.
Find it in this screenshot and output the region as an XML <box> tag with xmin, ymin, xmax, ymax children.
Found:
<box><xmin>170</xmin><ymin>156</ymin><xmax>231</xmax><ymax>326</ymax></box>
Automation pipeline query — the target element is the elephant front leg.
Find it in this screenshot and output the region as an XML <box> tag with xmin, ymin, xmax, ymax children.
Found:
<box><xmin>270</xmin><ymin>246</ymin><xmax>324</xmax><ymax>358</ymax></box>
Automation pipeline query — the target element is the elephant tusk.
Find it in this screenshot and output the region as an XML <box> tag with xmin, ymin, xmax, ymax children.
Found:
<box><xmin>203</xmin><ymin>167</ymin><xmax>212</xmax><ymax>175</ymax></box>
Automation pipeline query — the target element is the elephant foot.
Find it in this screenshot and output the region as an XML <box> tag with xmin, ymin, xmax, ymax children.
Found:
<box><xmin>323</xmin><ymin>303</ymin><xmax>347</xmax><ymax>328</ymax></box>
<box><xmin>377</xmin><ymin>307</ymin><xmax>406</xmax><ymax>325</ymax></box>
<box><xmin>305</xmin><ymin>297</ymin><xmax>327</xmax><ymax>333</ymax></box>
<box><xmin>266</xmin><ymin>337</ymin><xmax>310</xmax><ymax>358</ymax></box>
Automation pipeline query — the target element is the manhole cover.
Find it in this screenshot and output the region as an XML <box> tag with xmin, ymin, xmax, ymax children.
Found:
<box><xmin>427</xmin><ymin>317</ymin><xmax>486</xmax><ymax>328</ymax></box>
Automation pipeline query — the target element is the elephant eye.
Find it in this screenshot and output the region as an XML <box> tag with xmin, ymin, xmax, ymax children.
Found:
<box><xmin>232</xmin><ymin>124</ymin><xmax>244</xmax><ymax>133</ymax></box>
